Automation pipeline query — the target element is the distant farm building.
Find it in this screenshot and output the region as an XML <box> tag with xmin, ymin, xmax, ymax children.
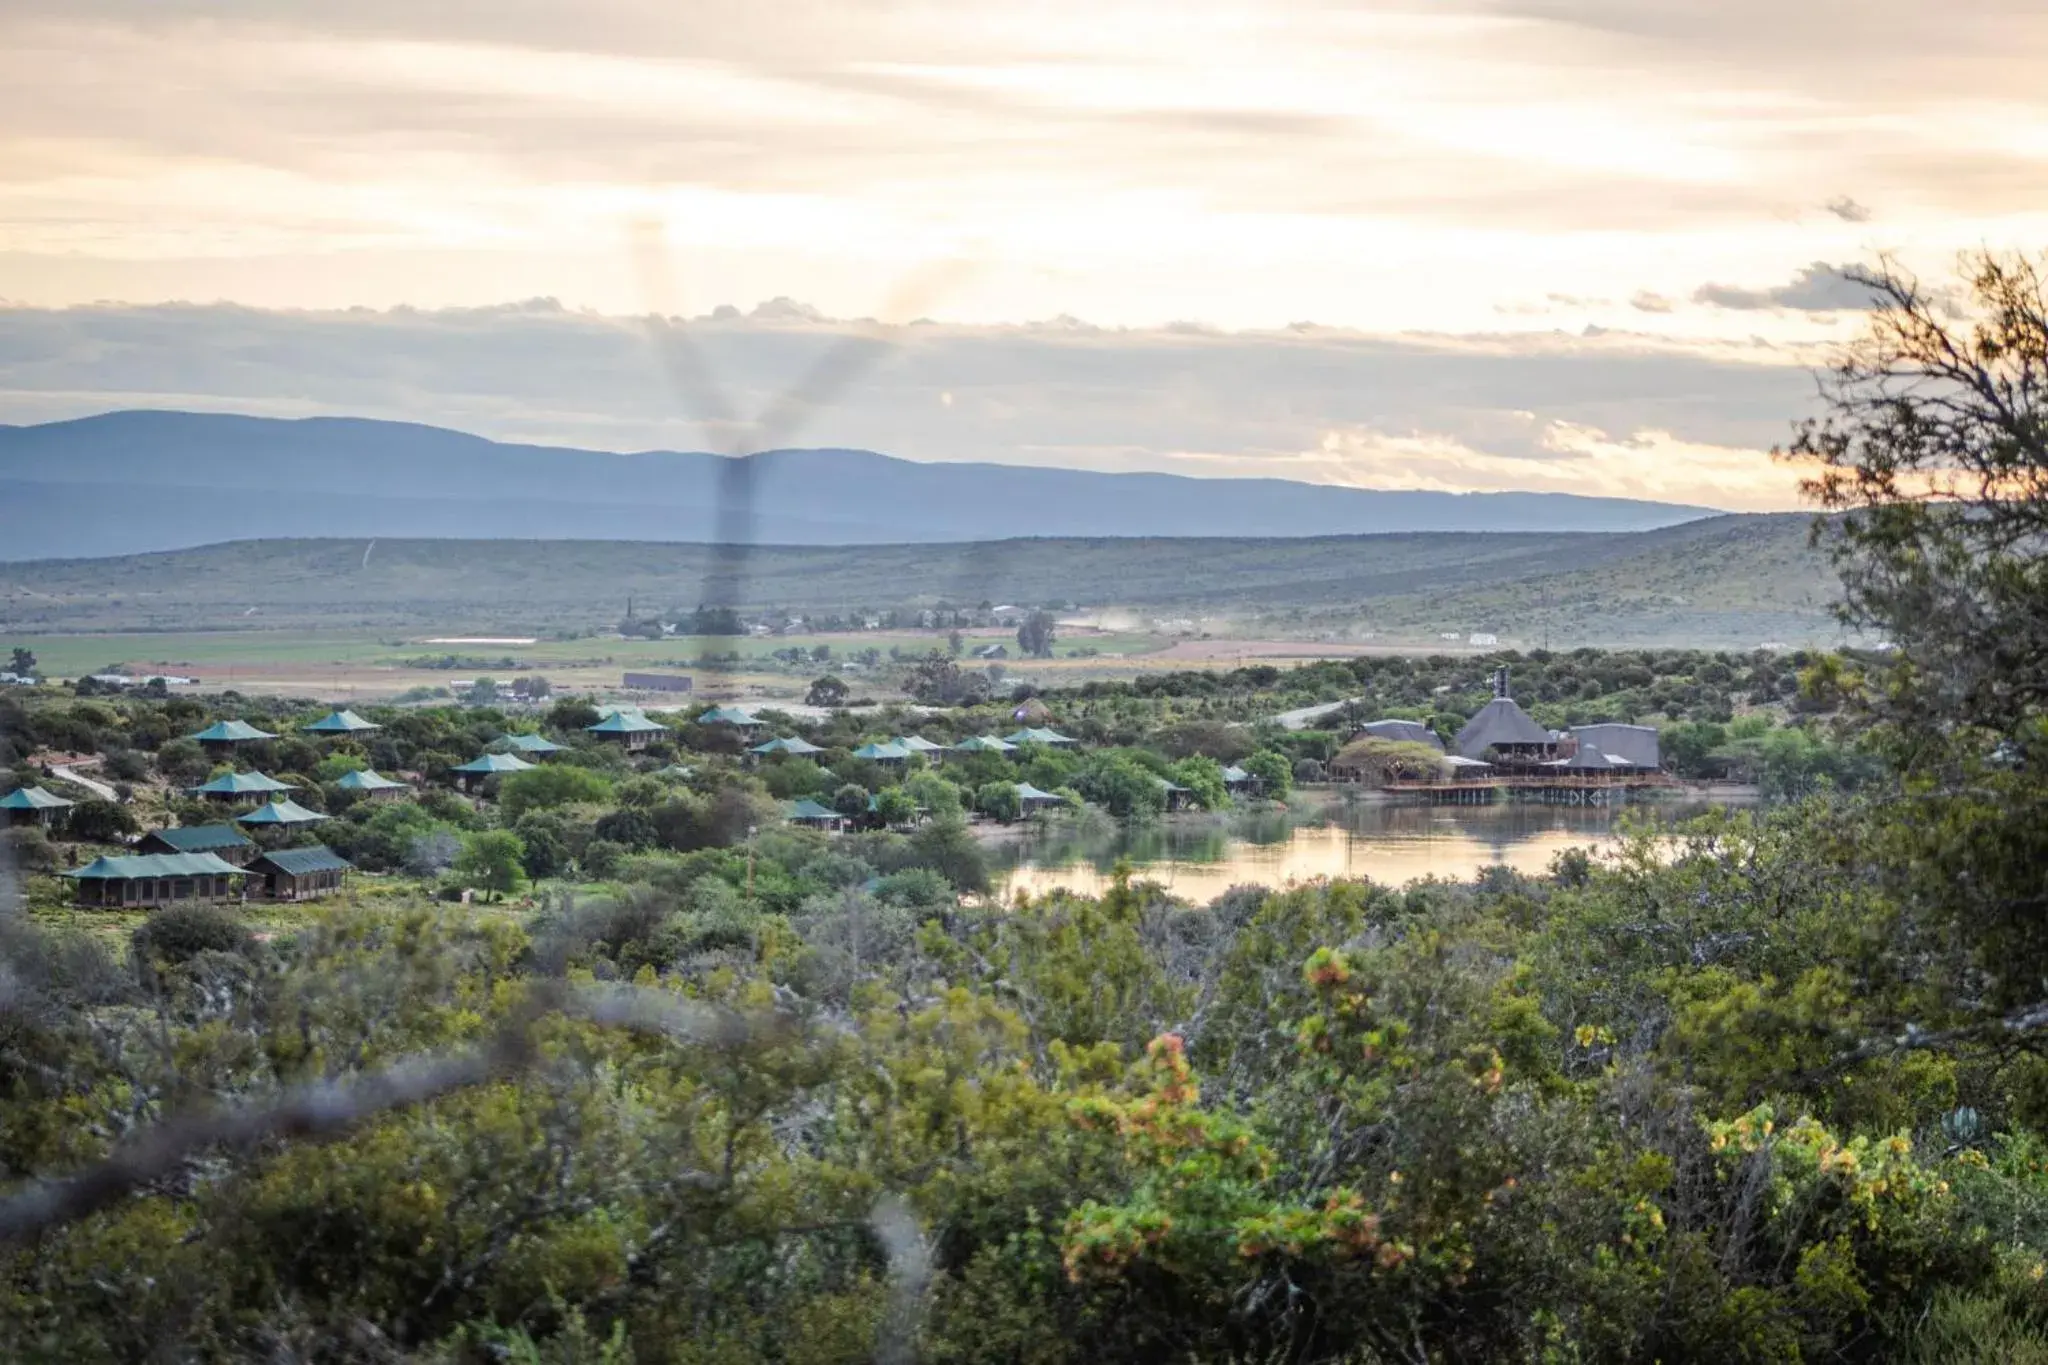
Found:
<box><xmin>1468</xmin><ymin>632</ymin><xmax>1499</xmax><ymax>647</ymax></box>
<box><xmin>623</xmin><ymin>672</ymin><xmax>694</xmax><ymax>693</ymax></box>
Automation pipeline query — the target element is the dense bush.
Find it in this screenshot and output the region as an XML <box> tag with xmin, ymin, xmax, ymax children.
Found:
<box><xmin>130</xmin><ymin>903</ymin><xmax>253</xmax><ymax>966</ymax></box>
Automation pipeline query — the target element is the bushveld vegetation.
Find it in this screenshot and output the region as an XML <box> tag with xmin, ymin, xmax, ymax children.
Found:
<box><xmin>2</xmin><ymin>253</ymin><xmax>2048</xmax><ymax>1361</ymax></box>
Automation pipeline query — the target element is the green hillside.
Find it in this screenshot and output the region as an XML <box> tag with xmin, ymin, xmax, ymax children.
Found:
<box><xmin>0</xmin><ymin>515</ymin><xmax>1840</xmax><ymax>647</ymax></box>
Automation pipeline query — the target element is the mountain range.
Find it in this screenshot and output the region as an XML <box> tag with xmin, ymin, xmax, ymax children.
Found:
<box><xmin>0</xmin><ymin>410</ymin><xmax>1719</xmax><ymax>561</ymax></box>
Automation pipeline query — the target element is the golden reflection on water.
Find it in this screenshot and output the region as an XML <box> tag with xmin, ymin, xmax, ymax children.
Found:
<box><xmin>998</xmin><ymin>800</ymin><xmax>1720</xmax><ymax>902</ymax></box>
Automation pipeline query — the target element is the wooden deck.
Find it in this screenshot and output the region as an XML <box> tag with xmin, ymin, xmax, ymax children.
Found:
<box><xmin>1381</xmin><ymin>773</ymin><xmax>1682</xmax><ymax>805</ymax></box>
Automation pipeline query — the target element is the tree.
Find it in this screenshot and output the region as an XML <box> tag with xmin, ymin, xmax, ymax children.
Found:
<box><xmin>947</xmin><ymin>629</ymin><xmax>964</xmax><ymax>656</ymax></box>
<box><xmin>805</xmin><ymin>675</ymin><xmax>849</xmax><ymax>707</ymax></box>
<box><xmin>547</xmin><ymin>697</ymin><xmax>602</xmax><ymax>731</ymax></box>
<box><xmin>904</xmin><ymin>650</ymin><xmax>989</xmax><ymax>706</ymax></box>
<box><xmin>511</xmin><ymin>675</ymin><xmax>552</xmax><ymax>700</ymax></box>
<box><xmin>873</xmin><ymin>786</ymin><xmax>918</xmax><ymax>826</ymax></box>
<box><xmin>65</xmin><ymin>799</ymin><xmax>138</xmax><ymax>843</ymax></box>
<box><xmin>1790</xmin><ymin>250</ymin><xmax>2048</xmax><ymax>736</ymax></box>
<box><xmin>497</xmin><ymin>765</ymin><xmax>613</xmax><ymax>820</ymax></box>
<box><xmin>452</xmin><ymin>829</ymin><xmax>528</xmax><ymax>901</ymax></box>
<box><xmin>976</xmin><ymin>781</ymin><xmax>1022</xmax><ymax>823</ymax></box>
<box><xmin>831</xmin><ymin>783</ymin><xmax>870</xmax><ymax>820</ymax></box>
<box><xmin>689</xmin><ymin>605</ymin><xmax>745</xmax><ymax>636</ymax></box>
<box><xmin>1243</xmin><ymin>749</ymin><xmax>1293</xmax><ymax>798</ymax></box>
<box><xmin>9</xmin><ymin>647</ymin><xmax>35</xmax><ymax>677</ymax></box>
<box><xmin>466</xmin><ymin>676</ymin><xmax>500</xmax><ymax>707</ymax></box>
<box><xmin>1017</xmin><ymin>610</ymin><xmax>1057</xmax><ymax>659</ymax></box>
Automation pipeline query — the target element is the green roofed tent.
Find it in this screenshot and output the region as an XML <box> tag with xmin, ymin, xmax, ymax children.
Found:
<box><xmin>1014</xmin><ymin>782</ymin><xmax>1065</xmax><ymax>811</ymax></box>
<box><xmin>1003</xmin><ymin>727</ymin><xmax>1077</xmax><ymax>746</ymax></box>
<box><xmin>189</xmin><ymin>770</ymin><xmax>295</xmax><ymax>797</ymax></box>
<box><xmin>249</xmin><ymin>845</ymin><xmax>353</xmax><ymax>901</ymax></box>
<box><xmin>586</xmin><ymin>712</ymin><xmax>668</xmax><ymax>735</ymax></box>
<box><xmin>66</xmin><ymin>852</ymin><xmax>242</xmax><ymax>879</ymax></box>
<box><xmin>696</xmin><ymin>705</ymin><xmax>761</xmax><ymax>727</ymax></box>
<box><xmin>252</xmin><ymin>846</ymin><xmax>352</xmax><ymax>876</ymax></box>
<box><xmin>188</xmin><ymin>720</ymin><xmax>278</xmax><ymax>744</ymax></box>
<box><xmin>235</xmin><ymin>798</ymin><xmax>330</xmax><ymax>827</ymax></box>
<box><xmin>334</xmin><ymin>768</ymin><xmax>407</xmax><ymax>792</ymax></box>
<box><xmin>752</xmin><ymin>736</ymin><xmax>824</xmax><ymax>757</ymax></box>
<box><xmin>139</xmin><ymin>824</ymin><xmax>253</xmax><ymax>856</ymax></box>
<box><xmin>1</xmin><ymin>785</ymin><xmax>73</xmax><ymax>827</ymax></box>
<box><xmin>302</xmin><ymin>709</ymin><xmax>380</xmax><ymax>735</ymax></box>
<box><xmin>894</xmin><ymin>735</ymin><xmax>946</xmax><ymax>756</ymax></box>
<box><xmin>950</xmin><ymin>735</ymin><xmax>1017</xmax><ymax>754</ymax></box>
<box><xmin>452</xmin><ymin>753</ymin><xmax>537</xmax><ymax>775</ymax></box>
<box><xmin>491</xmin><ymin>732</ymin><xmax>563</xmax><ymax>755</ymax></box>
<box><xmin>1</xmin><ymin>785</ymin><xmax>74</xmax><ymax>812</ymax></box>
<box><xmin>63</xmin><ymin>851</ymin><xmax>243</xmax><ymax>907</ymax></box>
<box><xmin>851</xmin><ymin>741</ymin><xmax>911</xmax><ymax>761</ymax></box>
<box><xmin>787</xmin><ymin>797</ymin><xmax>841</xmax><ymax>825</ymax></box>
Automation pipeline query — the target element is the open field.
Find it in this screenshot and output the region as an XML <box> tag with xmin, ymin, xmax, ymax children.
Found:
<box><xmin>1</xmin><ymin>515</ymin><xmax>1849</xmax><ymax>699</ymax></box>
<box><xmin>5</xmin><ymin>627</ymin><xmax>1188</xmax><ymax>700</ymax></box>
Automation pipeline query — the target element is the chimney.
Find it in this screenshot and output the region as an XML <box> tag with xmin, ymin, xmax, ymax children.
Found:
<box><xmin>1492</xmin><ymin>666</ymin><xmax>1510</xmax><ymax>700</ymax></box>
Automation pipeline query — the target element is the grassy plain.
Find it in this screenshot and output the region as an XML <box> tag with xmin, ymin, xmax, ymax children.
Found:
<box><xmin>7</xmin><ymin>627</ymin><xmax>1181</xmax><ymax>700</ymax></box>
<box><xmin>0</xmin><ymin>512</ymin><xmax>1848</xmax><ymax>699</ymax></box>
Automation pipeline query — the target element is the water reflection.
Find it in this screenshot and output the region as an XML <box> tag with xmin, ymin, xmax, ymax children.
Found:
<box><xmin>996</xmin><ymin>797</ymin><xmax>1741</xmax><ymax>902</ymax></box>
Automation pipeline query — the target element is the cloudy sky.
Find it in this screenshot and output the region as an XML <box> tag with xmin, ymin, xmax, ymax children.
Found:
<box><xmin>5</xmin><ymin>1</ymin><xmax>2047</xmax><ymax>509</ymax></box>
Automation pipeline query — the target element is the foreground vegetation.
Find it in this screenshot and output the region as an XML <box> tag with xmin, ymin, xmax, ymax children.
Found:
<box><xmin>2</xmin><ymin>252</ymin><xmax>2048</xmax><ymax>1361</ymax></box>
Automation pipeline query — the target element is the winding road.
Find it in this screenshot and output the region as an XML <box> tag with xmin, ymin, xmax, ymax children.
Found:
<box><xmin>50</xmin><ymin>763</ymin><xmax>117</xmax><ymax>802</ymax></box>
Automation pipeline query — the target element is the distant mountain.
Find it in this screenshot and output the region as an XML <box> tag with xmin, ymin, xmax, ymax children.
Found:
<box><xmin>0</xmin><ymin>410</ymin><xmax>1719</xmax><ymax>561</ymax></box>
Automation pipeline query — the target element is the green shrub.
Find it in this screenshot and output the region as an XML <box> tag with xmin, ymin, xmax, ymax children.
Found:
<box><xmin>131</xmin><ymin>904</ymin><xmax>252</xmax><ymax>967</ymax></box>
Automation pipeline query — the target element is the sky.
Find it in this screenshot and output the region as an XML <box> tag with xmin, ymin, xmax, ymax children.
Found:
<box><xmin>5</xmin><ymin>1</ymin><xmax>2048</xmax><ymax>510</ymax></box>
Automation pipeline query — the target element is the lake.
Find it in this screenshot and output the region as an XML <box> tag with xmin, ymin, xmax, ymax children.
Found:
<box><xmin>994</xmin><ymin>795</ymin><xmax>1746</xmax><ymax>902</ymax></box>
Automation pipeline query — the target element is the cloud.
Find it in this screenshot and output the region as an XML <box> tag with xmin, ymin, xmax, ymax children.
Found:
<box><xmin>1</xmin><ymin>1</ymin><xmax>2045</xmax><ymax>332</ymax></box>
<box><xmin>1310</xmin><ymin>419</ymin><xmax>1802</xmax><ymax>511</ymax></box>
<box><xmin>1629</xmin><ymin>291</ymin><xmax>1675</xmax><ymax>313</ymax></box>
<box><xmin>1824</xmin><ymin>195</ymin><xmax>1873</xmax><ymax>223</ymax></box>
<box><xmin>0</xmin><ymin>300</ymin><xmax>1822</xmax><ymax>510</ymax></box>
<box><xmin>1693</xmin><ymin>262</ymin><xmax>1880</xmax><ymax>312</ymax></box>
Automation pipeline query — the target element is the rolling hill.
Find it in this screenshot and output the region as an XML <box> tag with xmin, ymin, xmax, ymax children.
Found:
<box><xmin>0</xmin><ymin>410</ymin><xmax>1722</xmax><ymax>560</ymax></box>
<box><xmin>0</xmin><ymin>515</ymin><xmax>1840</xmax><ymax>648</ymax></box>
